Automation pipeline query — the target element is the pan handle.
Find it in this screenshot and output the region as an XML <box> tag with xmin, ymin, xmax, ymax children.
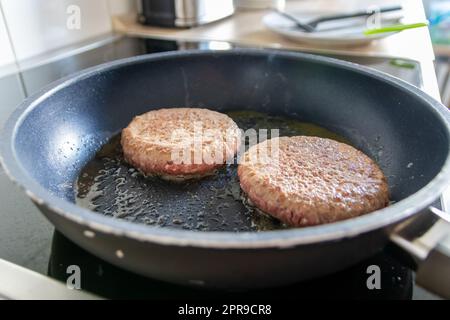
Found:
<box><xmin>390</xmin><ymin>207</ymin><xmax>450</xmax><ymax>298</ymax></box>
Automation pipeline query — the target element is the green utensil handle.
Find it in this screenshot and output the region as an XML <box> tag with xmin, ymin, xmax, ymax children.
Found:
<box><xmin>364</xmin><ymin>22</ymin><xmax>428</xmax><ymax>36</ymax></box>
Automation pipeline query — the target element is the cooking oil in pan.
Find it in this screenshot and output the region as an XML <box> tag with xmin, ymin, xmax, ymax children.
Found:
<box><xmin>75</xmin><ymin>111</ymin><xmax>349</xmax><ymax>232</ymax></box>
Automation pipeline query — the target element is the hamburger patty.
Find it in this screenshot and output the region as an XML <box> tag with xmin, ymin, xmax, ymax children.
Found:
<box><xmin>238</xmin><ymin>136</ymin><xmax>389</xmax><ymax>227</ymax></box>
<box><xmin>121</xmin><ymin>108</ymin><xmax>240</xmax><ymax>181</ymax></box>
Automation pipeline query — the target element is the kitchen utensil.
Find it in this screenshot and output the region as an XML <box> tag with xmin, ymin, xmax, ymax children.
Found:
<box><xmin>275</xmin><ymin>5</ymin><xmax>402</xmax><ymax>32</ymax></box>
<box><xmin>263</xmin><ymin>11</ymin><xmax>402</xmax><ymax>47</ymax></box>
<box><xmin>235</xmin><ymin>0</ymin><xmax>285</xmax><ymax>10</ymax></box>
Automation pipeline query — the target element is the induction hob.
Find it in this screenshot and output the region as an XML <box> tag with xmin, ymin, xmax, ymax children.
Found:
<box><xmin>0</xmin><ymin>35</ymin><xmax>439</xmax><ymax>299</ymax></box>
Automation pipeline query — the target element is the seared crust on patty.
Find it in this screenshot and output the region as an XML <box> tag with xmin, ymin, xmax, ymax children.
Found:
<box><xmin>238</xmin><ymin>136</ymin><xmax>389</xmax><ymax>227</ymax></box>
<box><xmin>121</xmin><ymin>108</ymin><xmax>240</xmax><ymax>180</ymax></box>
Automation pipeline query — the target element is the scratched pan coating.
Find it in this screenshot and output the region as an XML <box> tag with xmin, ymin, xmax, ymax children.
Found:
<box><xmin>75</xmin><ymin>111</ymin><xmax>350</xmax><ymax>232</ymax></box>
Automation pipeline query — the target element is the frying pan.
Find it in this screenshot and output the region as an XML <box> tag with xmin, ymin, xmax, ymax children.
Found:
<box><xmin>1</xmin><ymin>49</ymin><xmax>450</xmax><ymax>297</ymax></box>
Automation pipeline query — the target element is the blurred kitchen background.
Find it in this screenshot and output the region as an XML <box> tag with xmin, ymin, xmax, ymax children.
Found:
<box><xmin>0</xmin><ymin>0</ymin><xmax>449</xmax><ymax>120</ymax></box>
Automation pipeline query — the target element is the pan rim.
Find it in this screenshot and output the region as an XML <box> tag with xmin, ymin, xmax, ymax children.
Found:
<box><xmin>1</xmin><ymin>48</ymin><xmax>450</xmax><ymax>249</ymax></box>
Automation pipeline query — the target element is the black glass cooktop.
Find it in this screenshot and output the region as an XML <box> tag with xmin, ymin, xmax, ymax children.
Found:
<box><xmin>48</xmin><ymin>231</ymin><xmax>412</xmax><ymax>299</ymax></box>
<box><xmin>0</xmin><ymin>35</ymin><xmax>437</xmax><ymax>299</ymax></box>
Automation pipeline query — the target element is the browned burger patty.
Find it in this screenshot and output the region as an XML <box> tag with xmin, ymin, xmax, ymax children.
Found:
<box><xmin>238</xmin><ymin>136</ymin><xmax>389</xmax><ymax>227</ymax></box>
<box><xmin>121</xmin><ymin>108</ymin><xmax>240</xmax><ymax>181</ymax></box>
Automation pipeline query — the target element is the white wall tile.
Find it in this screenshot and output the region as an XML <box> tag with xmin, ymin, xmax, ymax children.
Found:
<box><xmin>0</xmin><ymin>5</ymin><xmax>14</xmax><ymax>66</ymax></box>
<box><xmin>1</xmin><ymin>0</ymin><xmax>112</xmax><ymax>61</ymax></box>
<box><xmin>0</xmin><ymin>74</ymin><xmax>25</xmax><ymax>127</ymax></box>
<box><xmin>107</xmin><ymin>0</ymin><xmax>138</xmax><ymax>15</ymax></box>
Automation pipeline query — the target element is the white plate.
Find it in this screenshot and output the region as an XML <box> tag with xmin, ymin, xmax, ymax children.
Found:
<box><xmin>263</xmin><ymin>11</ymin><xmax>403</xmax><ymax>47</ymax></box>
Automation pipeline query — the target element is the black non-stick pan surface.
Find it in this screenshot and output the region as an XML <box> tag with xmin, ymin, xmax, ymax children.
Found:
<box><xmin>1</xmin><ymin>49</ymin><xmax>450</xmax><ymax>289</ymax></box>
